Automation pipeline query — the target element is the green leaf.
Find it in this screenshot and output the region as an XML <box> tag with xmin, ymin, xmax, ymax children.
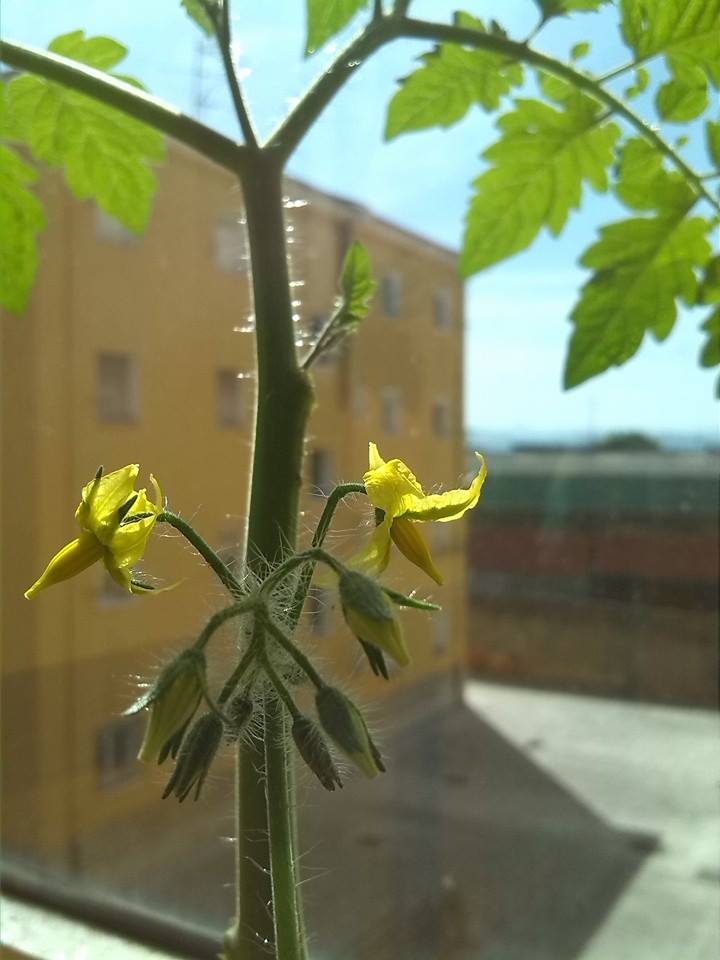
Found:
<box><xmin>614</xmin><ymin>138</ymin><xmax>695</xmax><ymax>212</ymax></box>
<box><xmin>0</xmin><ymin>145</ymin><xmax>46</xmax><ymax>314</ymax></box>
<box><xmin>461</xmin><ymin>96</ymin><xmax>620</xmax><ymax>275</ymax></box>
<box><xmin>656</xmin><ymin>61</ymin><xmax>709</xmax><ymax>121</ymax></box>
<box><xmin>699</xmin><ymin>306</ymin><xmax>720</xmax><ymax>368</ymax></box>
<box><xmin>3</xmin><ymin>32</ymin><xmax>164</xmax><ymax>233</ymax></box>
<box><xmin>339</xmin><ymin>241</ymin><xmax>377</xmax><ymax>327</ymax></box>
<box><xmin>620</xmin><ymin>0</ymin><xmax>720</xmax><ymax>85</ymax></box>
<box><xmin>571</xmin><ymin>41</ymin><xmax>591</xmax><ymax>60</ymax></box>
<box><xmin>564</xmin><ymin>211</ymin><xmax>712</xmax><ymax>387</ymax></box>
<box><xmin>305</xmin><ymin>0</ymin><xmax>369</xmax><ymax>56</ymax></box>
<box><xmin>48</xmin><ymin>30</ymin><xmax>127</xmax><ymax>69</ymax></box>
<box><xmin>385</xmin><ymin>19</ymin><xmax>523</xmax><ymax>139</ymax></box>
<box><xmin>181</xmin><ymin>0</ymin><xmax>219</xmax><ymax>36</ymax></box>
<box><xmin>699</xmin><ymin>255</ymin><xmax>720</xmax><ymax>304</ymax></box>
<box><xmin>706</xmin><ymin>120</ymin><xmax>720</xmax><ymax>168</ymax></box>
<box><xmin>624</xmin><ymin>66</ymin><xmax>649</xmax><ymax>98</ymax></box>
<box><xmin>534</xmin><ymin>0</ymin><xmax>609</xmax><ymax>19</ymax></box>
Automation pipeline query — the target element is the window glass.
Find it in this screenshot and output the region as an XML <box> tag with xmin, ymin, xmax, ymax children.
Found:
<box><xmin>434</xmin><ymin>288</ymin><xmax>452</xmax><ymax>330</ymax></box>
<box><xmin>2</xmin><ymin>7</ymin><xmax>717</xmax><ymax>960</ymax></box>
<box><xmin>216</xmin><ymin>369</ymin><xmax>247</xmax><ymax>427</ymax></box>
<box><xmin>381</xmin><ymin>272</ymin><xmax>402</xmax><ymax>317</ymax></box>
<box><xmin>97</xmin><ymin>353</ymin><xmax>138</xmax><ymax>423</ymax></box>
<box><xmin>381</xmin><ymin>386</ymin><xmax>402</xmax><ymax>435</ymax></box>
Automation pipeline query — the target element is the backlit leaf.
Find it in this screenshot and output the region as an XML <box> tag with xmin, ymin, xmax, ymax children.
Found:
<box><xmin>340</xmin><ymin>240</ymin><xmax>377</xmax><ymax>325</ymax></box>
<box><xmin>534</xmin><ymin>0</ymin><xmax>609</xmax><ymax>20</ymax></box>
<box><xmin>385</xmin><ymin>17</ymin><xmax>523</xmax><ymax>139</ymax></box>
<box><xmin>305</xmin><ymin>0</ymin><xmax>369</xmax><ymax>56</ymax></box>
<box><xmin>655</xmin><ymin>61</ymin><xmax>709</xmax><ymax>121</ymax></box>
<box><xmin>699</xmin><ymin>307</ymin><xmax>720</xmax><ymax>370</ymax></box>
<box><xmin>706</xmin><ymin>120</ymin><xmax>720</xmax><ymax>168</ymax></box>
<box><xmin>3</xmin><ymin>31</ymin><xmax>164</xmax><ymax>233</ymax></box>
<box><xmin>181</xmin><ymin>0</ymin><xmax>219</xmax><ymax>36</ymax></box>
<box><xmin>564</xmin><ymin>211</ymin><xmax>712</xmax><ymax>387</ymax></box>
<box><xmin>620</xmin><ymin>0</ymin><xmax>720</xmax><ymax>84</ymax></box>
<box><xmin>461</xmin><ymin>96</ymin><xmax>620</xmax><ymax>275</ymax></box>
<box><xmin>0</xmin><ymin>145</ymin><xmax>46</xmax><ymax>314</ymax></box>
<box><xmin>614</xmin><ymin>138</ymin><xmax>694</xmax><ymax>211</ymax></box>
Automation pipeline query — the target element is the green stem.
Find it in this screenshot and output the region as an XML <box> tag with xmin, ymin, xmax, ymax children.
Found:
<box><xmin>215</xmin><ymin>0</ymin><xmax>259</xmax><ymax>149</ymax></box>
<box><xmin>264</xmin><ymin>698</ymin><xmax>303</xmax><ymax>960</ymax></box>
<box><xmin>218</xmin><ymin>638</ymin><xmax>259</xmax><ymax>705</ymax></box>
<box><xmin>158</xmin><ymin>511</ymin><xmax>245</xmax><ymax>599</ymax></box>
<box><xmin>261</xmin><ymin>651</ymin><xmax>301</xmax><ymax>719</ymax></box>
<box><xmin>0</xmin><ymin>40</ymin><xmax>245</xmax><ymax>174</ymax></box>
<box><xmin>224</xmin><ymin>155</ymin><xmax>313</xmax><ymax>960</ymax></box>
<box><xmin>264</xmin><ymin>615</ymin><xmax>327</xmax><ymax>692</ymax></box>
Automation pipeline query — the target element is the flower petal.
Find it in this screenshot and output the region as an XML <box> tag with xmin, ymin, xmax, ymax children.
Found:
<box><xmin>76</xmin><ymin>464</ymin><xmax>140</xmax><ymax>542</ymax></box>
<box><xmin>368</xmin><ymin>441</ymin><xmax>385</xmax><ymax>471</ymax></box>
<box><xmin>109</xmin><ymin>489</ymin><xmax>158</xmax><ymax>568</ymax></box>
<box><xmin>402</xmin><ymin>453</ymin><xmax>487</xmax><ymax>523</ymax></box>
<box><xmin>363</xmin><ymin>458</ymin><xmax>425</xmax><ymax>518</ymax></box>
<box><xmin>25</xmin><ymin>532</ymin><xmax>104</xmax><ymax>598</ymax></box>
<box><xmin>350</xmin><ymin>515</ymin><xmax>394</xmax><ymax>577</ymax></box>
<box><xmin>390</xmin><ymin>517</ymin><xmax>443</xmax><ymax>586</ymax></box>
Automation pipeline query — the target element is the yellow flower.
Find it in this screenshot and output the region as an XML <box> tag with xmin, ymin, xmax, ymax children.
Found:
<box><xmin>25</xmin><ymin>464</ymin><xmax>163</xmax><ymax>599</ymax></box>
<box><xmin>355</xmin><ymin>442</ymin><xmax>487</xmax><ymax>586</ymax></box>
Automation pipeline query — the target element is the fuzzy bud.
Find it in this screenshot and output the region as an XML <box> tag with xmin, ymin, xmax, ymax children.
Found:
<box><xmin>133</xmin><ymin>649</ymin><xmax>206</xmax><ymax>764</ymax></box>
<box><xmin>315</xmin><ymin>686</ymin><xmax>385</xmax><ymax>779</ymax></box>
<box><xmin>292</xmin><ymin>716</ymin><xmax>343</xmax><ymax>792</ymax></box>
<box><xmin>225</xmin><ymin>694</ymin><xmax>254</xmax><ymax>742</ymax></box>
<box><xmin>162</xmin><ymin>713</ymin><xmax>223</xmax><ymax>802</ymax></box>
<box><xmin>339</xmin><ymin>570</ymin><xmax>409</xmax><ymax>667</ymax></box>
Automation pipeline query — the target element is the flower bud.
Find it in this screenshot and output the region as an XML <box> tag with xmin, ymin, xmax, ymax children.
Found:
<box><xmin>339</xmin><ymin>570</ymin><xmax>409</xmax><ymax>667</ymax></box>
<box><xmin>132</xmin><ymin>649</ymin><xmax>206</xmax><ymax>764</ymax></box>
<box><xmin>292</xmin><ymin>716</ymin><xmax>343</xmax><ymax>792</ymax></box>
<box><xmin>315</xmin><ymin>686</ymin><xmax>385</xmax><ymax>779</ymax></box>
<box><xmin>162</xmin><ymin>713</ymin><xmax>223</xmax><ymax>802</ymax></box>
<box><xmin>225</xmin><ymin>694</ymin><xmax>254</xmax><ymax>742</ymax></box>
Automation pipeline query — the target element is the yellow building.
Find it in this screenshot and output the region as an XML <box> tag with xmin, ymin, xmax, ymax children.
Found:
<box><xmin>1</xmin><ymin>143</ymin><xmax>467</xmax><ymax>880</ymax></box>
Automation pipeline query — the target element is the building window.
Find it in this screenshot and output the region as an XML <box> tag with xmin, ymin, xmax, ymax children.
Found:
<box><xmin>382</xmin><ymin>387</ymin><xmax>402</xmax><ymax>435</ymax></box>
<box><xmin>434</xmin><ymin>288</ymin><xmax>453</xmax><ymax>330</ymax></box>
<box><xmin>310</xmin><ymin>449</ymin><xmax>335</xmax><ymax>495</ymax></box>
<box><xmin>381</xmin><ymin>272</ymin><xmax>402</xmax><ymax>317</ymax></box>
<box><xmin>97</xmin><ymin>353</ymin><xmax>138</xmax><ymax>423</ymax></box>
<box><xmin>96</xmin><ymin>715</ymin><xmax>144</xmax><ymax>789</ymax></box>
<box><xmin>96</xmin><ymin>209</ymin><xmax>138</xmax><ymax>245</ymax></box>
<box><xmin>354</xmin><ymin>384</ymin><xmax>368</xmax><ymax>419</ymax></box>
<box><xmin>217</xmin><ymin>369</ymin><xmax>247</xmax><ymax>428</ymax></box>
<box><xmin>214</xmin><ymin>216</ymin><xmax>249</xmax><ymax>273</ymax></box>
<box><xmin>433</xmin><ymin>399</ymin><xmax>451</xmax><ymax>438</ymax></box>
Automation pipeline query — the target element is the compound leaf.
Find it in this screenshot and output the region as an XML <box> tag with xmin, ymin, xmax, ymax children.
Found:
<box><xmin>305</xmin><ymin>0</ymin><xmax>369</xmax><ymax>56</ymax></box>
<box><xmin>706</xmin><ymin>120</ymin><xmax>720</xmax><ymax>168</ymax></box>
<box><xmin>385</xmin><ymin>16</ymin><xmax>523</xmax><ymax>139</ymax></box>
<box><xmin>614</xmin><ymin>137</ymin><xmax>694</xmax><ymax>211</ymax></box>
<box><xmin>181</xmin><ymin>0</ymin><xmax>219</xmax><ymax>36</ymax></box>
<box><xmin>655</xmin><ymin>60</ymin><xmax>709</xmax><ymax>121</ymax></box>
<box><xmin>461</xmin><ymin>96</ymin><xmax>620</xmax><ymax>275</ymax></box>
<box><xmin>340</xmin><ymin>240</ymin><xmax>377</xmax><ymax>326</ymax></box>
<box><xmin>3</xmin><ymin>31</ymin><xmax>164</xmax><ymax>233</ymax></box>
<box><xmin>620</xmin><ymin>0</ymin><xmax>720</xmax><ymax>85</ymax></box>
<box><xmin>699</xmin><ymin>307</ymin><xmax>720</xmax><ymax>374</ymax></box>
<box><xmin>564</xmin><ymin>211</ymin><xmax>712</xmax><ymax>387</ymax></box>
<box><xmin>0</xmin><ymin>145</ymin><xmax>46</xmax><ymax>314</ymax></box>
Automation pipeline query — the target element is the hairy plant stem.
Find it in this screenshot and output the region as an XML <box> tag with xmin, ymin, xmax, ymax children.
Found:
<box><xmin>222</xmin><ymin>153</ymin><xmax>313</xmax><ymax>960</ymax></box>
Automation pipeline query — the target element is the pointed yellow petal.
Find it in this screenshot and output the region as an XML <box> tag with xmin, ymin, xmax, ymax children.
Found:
<box><xmin>76</xmin><ymin>464</ymin><xmax>139</xmax><ymax>541</ymax></box>
<box><xmin>350</xmin><ymin>515</ymin><xmax>394</xmax><ymax>577</ymax></box>
<box><xmin>390</xmin><ymin>517</ymin><xmax>443</xmax><ymax>585</ymax></box>
<box><xmin>108</xmin><ymin>489</ymin><xmax>157</xmax><ymax>568</ymax></box>
<box><xmin>25</xmin><ymin>532</ymin><xmax>104</xmax><ymax>598</ymax></box>
<box><xmin>363</xmin><ymin>458</ymin><xmax>425</xmax><ymax>518</ymax></box>
<box><xmin>403</xmin><ymin>453</ymin><xmax>487</xmax><ymax>523</ymax></box>
<box><xmin>368</xmin><ymin>442</ymin><xmax>385</xmax><ymax>471</ymax></box>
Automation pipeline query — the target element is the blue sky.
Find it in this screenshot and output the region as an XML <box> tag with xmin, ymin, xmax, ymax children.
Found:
<box><xmin>4</xmin><ymin>0</ymin><xmax>718</xmax><ymax>443</ymax></box>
